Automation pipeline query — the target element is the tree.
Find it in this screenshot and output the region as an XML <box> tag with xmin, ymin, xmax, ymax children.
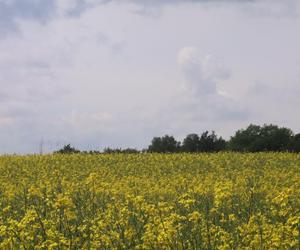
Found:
<box><xmin>198</xmin><ymin>131</ymin><xmax>226</xmax><ymax>152</ymax></box>
<box><xmin>182</xmin><ymin>134</ymin><xmax>200</xmax><ymax>152</ymax></box>
<box><xmin>103</xmin><ymin>147</ymin><xmax>122</xmax><ymax>153</ymax></box>
<box><xmin>259</xmin><ymin>124</ymin><xmax>293</xmax><ymax>151</ymax></box>
<box><xmin>103</xmin><ymin>147</ymin><xmax>139</xmax><ymax>154</ymax></box>
<box><xmin>228</xmin><ymin>124</ymin><xmax>261</xmax><ymax>152</ymax></box>
<box><xmin>121</xmin><ymin>148</ymin><xmax>140</xmax><ymax>154</ymax></box>
<box><xmin>148</xmin><ymin>135</ymin><xmax>180</xmax><ymax>153</ymax></box>
<box><xmin>55</xmin><ymin>144</ymin><xmax>80</xmax><ymax>154</ymax></box>
<box><xmin>289</xmin><ymin>134</ymin><xmax>300</xmax><ymax>152</ymax></box>
<box><xmin>181</xmin><ymin>132</ymin><xmax>226</xmax><ymax>153</ymax></box>
<box><xmin>228</xmin><ymin>124</ymin><xmax>293</xmax><ymax>152</ymax></box>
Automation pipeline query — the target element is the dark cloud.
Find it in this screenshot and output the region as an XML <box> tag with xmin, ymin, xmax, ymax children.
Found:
<box><xmin>0</xmin><ymin>0</ymin><xmax>56</xmax><ymax>37</ymax></box>
<box><xmin>0</xmin><ymin>0</ymin><xmax>104</xmax><ymax>37</ymax></box>
<box><xmin>0</xmin><ymin>0</ymin><xmax>295</xmax><ymax>37</ymax></box>
<box><xmin>99</xmin><ymin>0</ymin><xmax>255</xmax><ymax>5</ymax></box>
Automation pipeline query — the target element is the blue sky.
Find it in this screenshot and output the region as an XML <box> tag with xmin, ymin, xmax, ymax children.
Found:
<box><xmin>1</xmin><ymin>0</ymin><xmax>300</xmax><ymax>153</ymax></box>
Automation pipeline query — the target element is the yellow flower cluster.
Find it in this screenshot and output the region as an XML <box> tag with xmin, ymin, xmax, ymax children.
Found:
<box><xmin>0</xmin><ymin>153</ymin><xmax>299</xmax><ymax>249</ymax></box>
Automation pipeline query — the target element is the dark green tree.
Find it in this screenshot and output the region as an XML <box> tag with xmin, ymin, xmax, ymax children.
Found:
<box><xmin>55</xmin><ymin>144</ymin><xmax>80</xmax><ymax>154</ymax></box>
<box><xmin>198</xmin><ymin>131</ymin><xmax>226</xmax><ymax>152</ymax></box>
<box><xmin>103</xmin><ymin>147</ymin><xmax>122</xmax><ymax>153</ymax></box>
<box><xmin>289</xmin><ymin>134</ymin><xmax>300</xmax><ymax>152</ymax></box>
<box><xmin>228</xmin><ymin>124</ymin><xmax>261</xmax><ymax>152</ymax></box>
<box><xmin>259</xmin><ymin>124</ymin><xmax>293</xmax><ymax>151</ymax></box>
<box><xmin>182</xmin><ymin>134</ymin><xmax>200</xmax><ymax>152</ymax></box>
<box><xmin>181</xmin><ymin>132</ymin><xmax>226</xmax><ymax>152</ymax></box>
<box><xmin>148</xmin><ymin>135</ymin><xmax>180</xmax><ymax>153</ymax></box>
<box><xmin>103</xmin><ymin>147</ymin><xmax>139</xmax><ymax>154</ymax></box>
<box><xmin>228</xmin><ymin>124</ymin><xmax>293</xmax><ymax>152</ymax></box>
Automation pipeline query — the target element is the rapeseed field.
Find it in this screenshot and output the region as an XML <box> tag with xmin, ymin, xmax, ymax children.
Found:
<box><xmin>0</xmin><ymin>153</ymin><xmax>299</xmax><ymax>249</ymax></box>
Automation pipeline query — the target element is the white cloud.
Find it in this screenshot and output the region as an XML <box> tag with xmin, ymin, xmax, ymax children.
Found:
<box><xmin>138</xmin><ymin>47</ymin><xmax>249</xmax><ymax>140</ymax></box>
<box><xmin>178</xmin><ymin>47</ymin><xmax>230</xmax><ymax>96</ymax></box>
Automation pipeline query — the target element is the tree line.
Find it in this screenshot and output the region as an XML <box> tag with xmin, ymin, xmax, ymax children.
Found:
<box><xmin>55</xmin><ymin>124</ymin><xmax>300</xmax><ymax>154</ymax></box>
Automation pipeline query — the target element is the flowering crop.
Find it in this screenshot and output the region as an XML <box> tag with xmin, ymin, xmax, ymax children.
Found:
<box><xmin>0</xmin><ymin>153</ymin><xmax>299</xmax><ymax>249</ymax></box>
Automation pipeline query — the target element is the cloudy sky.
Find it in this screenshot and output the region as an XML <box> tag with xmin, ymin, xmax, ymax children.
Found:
<box><xmin>1</xmin><ymin>0</ymin><xmax>300</xmax><ymax>153</ymax></box>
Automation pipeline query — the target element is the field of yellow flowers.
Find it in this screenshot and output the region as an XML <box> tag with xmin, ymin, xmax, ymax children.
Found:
<box><xmin>0</xmin><ymin>153</ymin><xmax>299</xmax><ymax>249</ymax></box>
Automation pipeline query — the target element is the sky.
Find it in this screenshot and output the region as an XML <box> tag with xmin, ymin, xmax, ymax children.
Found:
<box><xmin>0</xmin><ymin>0</ymin><xmax>300</xmax><ymax>154</ymax></box>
